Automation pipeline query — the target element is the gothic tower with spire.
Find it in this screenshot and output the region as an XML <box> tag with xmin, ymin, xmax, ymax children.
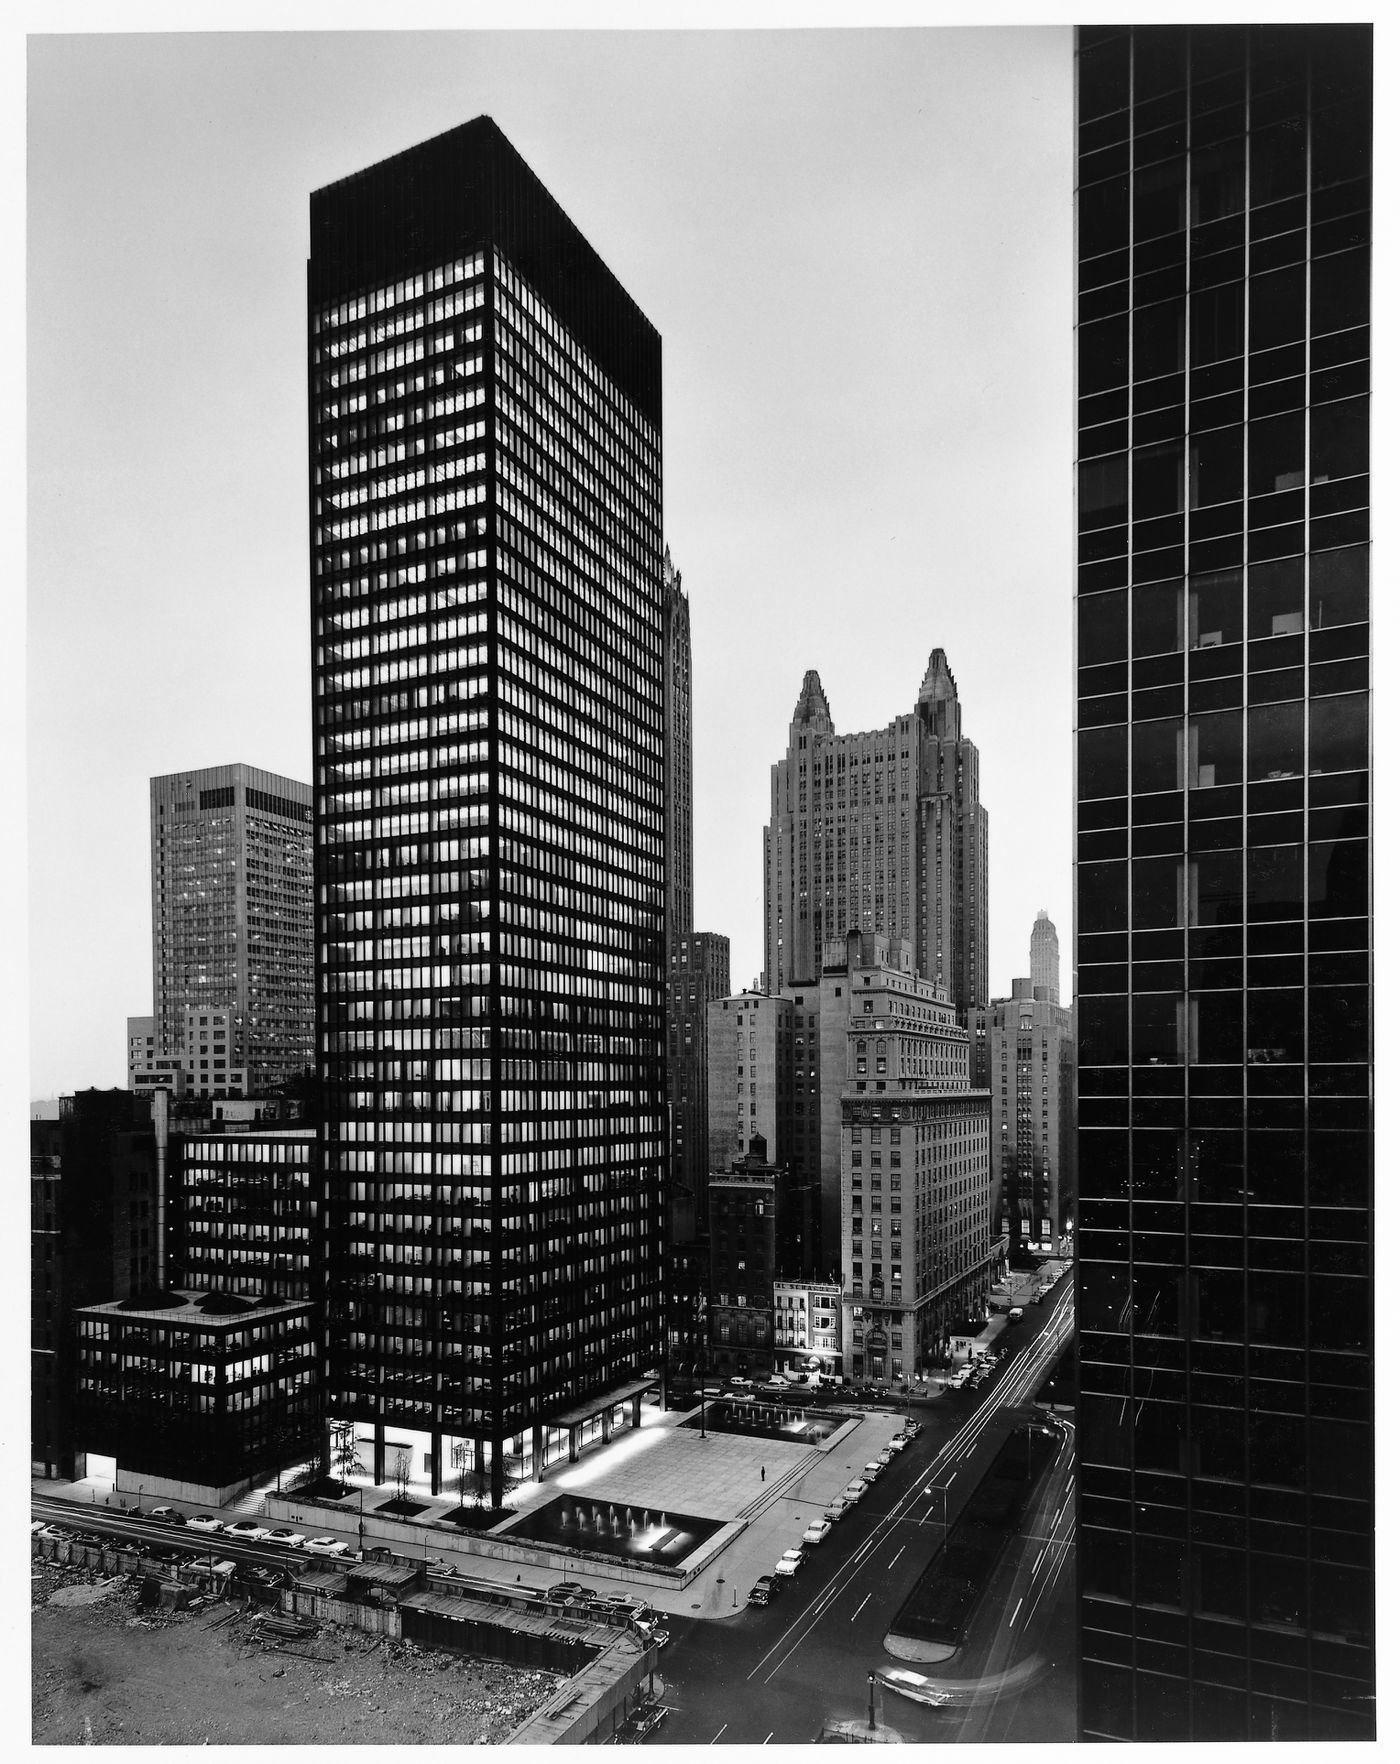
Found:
<box><xmin>764</xmin><ymin>648</ymin><xmax>988</xmax><ymax>1015</ymax></box>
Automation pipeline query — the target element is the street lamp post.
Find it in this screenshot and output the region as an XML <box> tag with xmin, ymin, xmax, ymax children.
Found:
<box><xmin>868</xmin><ymin>1671</ymin><xmax>876</xmax><ymax>1731</ymax></box>
<box><xmin>357</xmin><ymin>1486</ymin><xmax>365</xmax><ymax>1557</ymax></box>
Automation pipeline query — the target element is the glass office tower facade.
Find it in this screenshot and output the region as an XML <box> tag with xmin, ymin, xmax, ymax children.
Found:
<box><xmin>310</xmin><ymin>119</ymin><xmax>667</xmax><ymax>1504</ymax></box>
<box><xmin>150</xmin><ymin>764</ymin><xmax>314</xmax><ymax>1092</ymax></box>
<box><xmin>1075</xmin><ymin>26</ymin><xmax>1372</xmax><ymax>1740</ymax></box>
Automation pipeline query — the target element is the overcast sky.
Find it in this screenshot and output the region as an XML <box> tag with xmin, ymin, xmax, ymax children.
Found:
<box><xmin>26</xmin><ymin>24</ymin><xmax>1075</xmax><ymax>1097</ymax></box>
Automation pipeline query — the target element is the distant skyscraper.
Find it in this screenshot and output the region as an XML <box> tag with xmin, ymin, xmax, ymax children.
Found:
<box><xmin>310</xmin><ymin>118</ymin><xmax>667</xmax><ymax>1503</ymax></box>
<box><xmin>1029</xmin><ymin>908</ymin><xmax>1061</xmax><ymax>1004</ymax></box>
<box><xmin>968</xmin><ymin>979</ymin><xmax>1074</xmax><ymax>1256</ymax></box>
<box><xmin>662</xmin><ymin>547</ymin><xmax>693</xmax><ymax>943</ymax></box>
<box><xmin>667</xmin><ymin>929</ymin><xmax>730</xmax><ymax>1241</ymax></box>
<box><xmin>659</xmin><ymin>548</ymin><xmax>731</xmax><ymax>1240</ymax></box>
<box><xmin>1075</xmin><ymin>24</ymin><xmax>1372</xmax><ymax>1741</ymax></box>
<box><xmin>764</xmin><ymin>649</ymin><xmax>988</xmax><ymax>1014</ymax></box>
<box><xmin>149</xmin><ymin>765</ymin><xmax>314</xmax><ymax>1093</ymax></box>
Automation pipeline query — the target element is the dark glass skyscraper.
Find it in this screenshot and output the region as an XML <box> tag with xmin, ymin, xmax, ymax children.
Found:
<box><xmin>310</xmin><ymin>118</ymin><xmax>667</xmax><ymax>1503</ymax></box>
<box><xmin>1074</xmin><ymin>25</ymin><xmax>1372</xmax><ymax>1740</ymax></box>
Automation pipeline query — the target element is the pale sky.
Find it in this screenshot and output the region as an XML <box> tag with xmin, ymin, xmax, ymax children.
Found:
<box><xmin>26</xmin><ymin>23</ymin><xmax>1076</xmax><ymax>1097</ymax></box>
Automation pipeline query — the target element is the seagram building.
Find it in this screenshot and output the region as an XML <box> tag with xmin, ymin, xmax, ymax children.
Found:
<box><xmin>309</xmin><ymin>119</ymin><xmax>667</xmax><ymax>1504</ymax></box>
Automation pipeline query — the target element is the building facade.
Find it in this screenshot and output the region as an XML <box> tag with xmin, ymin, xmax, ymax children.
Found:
<box><xmin>772</xmin><ymin>1277</ymin><xmax>843</xmax><ymax>1379</ymax></box>
<box><xmin>130</xmin><ymin>1005</ymin><xmax>252</xmax><ymax>1102</ymax></box>
<box><xmin>706</xmin><ymin>1160</ymin><xmax>777</xmax><ymax>1379</ymax></box>
<box><xmin>763</xmin><ymin>649</ymin><xmax>989</xmax><ymax>1015</ymax></box>
<box><xmin>149</xmin><ymin>765</ymin><xmax>314</xmax><ymax>1094</ymax></box>
<box><xmin>1075</xmin><ymin>24</ymin><xmax>1372</xmax><ymax>1740</ymax></box>
<box><xmin>310</xmin><ymin>118</ymin><xmax>667</xmax><ymax>1503</ymax></box>
<box><xmin>30</xmin><ymin>1092</ymin><xmax>164</xmax><ymax>1479</ymax></box>
<box><xmin>667</xmin><ymin>931</ymin><xmax>731</xmax><ymax>1242</ymax></box>
<box><xmin>706</xmin><ymin>992</ymin><xmax>794</xmax><ymax>1206</ymax></box>
<box><xmin>836</xmin><ymin>938</ymin><xmax>994</xmax><ymax>1381</ymax></box>
<box><xmin>969</xmin><ymin>979</ymin><xmax>1075</xmax><ymax>1256</ymax></box>
<box><xmin>169</xmin><ymin>1129</ymin><xmax>318</xmax><ymax>1302</ymax></box>
<box><xmin>659</xmin><ymin>548</ymin><xmax>731</xmax><ymax>1245</ymax></box>
<box><xmin>1030</xmin><ymin>908</ymin><xmax>1062</xmax><ymax>1004</ymax></box>
<box><xmin>662</xmin><ymin>547</ymin><xmax>692</xmax><ymax>943</ymax></box>
<box><xmin>74</xmin><ymin>1290</ymin><xmax>318</xmax><ymax>1495</ymax></box>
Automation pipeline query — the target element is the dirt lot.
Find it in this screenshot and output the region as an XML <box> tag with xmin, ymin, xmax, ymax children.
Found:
<box><xmin>31</xmin><ymin>1557</ymin><xmax>563</xmax><ymax>1745</ymax></box>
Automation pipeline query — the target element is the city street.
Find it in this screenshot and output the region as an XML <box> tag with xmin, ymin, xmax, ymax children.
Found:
<box><xmin>650</xmin><ymin>1285</ymin><xmax>1076</xmax><ymax>1743</ymax></box>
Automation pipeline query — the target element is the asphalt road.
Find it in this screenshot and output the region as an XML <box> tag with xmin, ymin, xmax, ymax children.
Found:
<box><xmin>650</xmin><ymin>1285</ymin><xmax>1076</xmax><ymax>1744</ymax></box>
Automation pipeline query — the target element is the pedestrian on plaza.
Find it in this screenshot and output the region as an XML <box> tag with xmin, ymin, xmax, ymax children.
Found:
<box><xmin>761</xmin><ymin>1466</ymin><xmax>766</xmax><ymax>1482</ymax></box>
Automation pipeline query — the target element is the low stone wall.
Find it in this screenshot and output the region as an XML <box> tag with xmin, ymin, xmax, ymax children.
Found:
<box><xmin>114</xmin><ymin>1469</ymin><xmax>258</xmax><ymax>1509</ymax></box>
<box><xmin>262</xmin><ymin>1494</ymin><xmax>725</xmax><ymax>1587</ymax></box>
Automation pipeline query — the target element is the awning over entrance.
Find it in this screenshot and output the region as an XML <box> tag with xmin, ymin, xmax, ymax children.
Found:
<box><xmin>548</xmin><ymin>1375</ymin><xmax>658</xmax><ymax>1430</ymax></box>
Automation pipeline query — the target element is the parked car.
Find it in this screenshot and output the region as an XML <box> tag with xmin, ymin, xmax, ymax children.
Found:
<box><xmin>843</xmin><ymin>1481</ymin><xmax>868</xmax><ymax>1503</ymax></box>
<box><xmin>729</xmin><ymin>1376</ymin><xmax>755</xmax><ymax>1389</ymax></box>
<box><xmin>1008</xmin><ymin>1307</ymin><xmax>1024</xmax><ymax>1324</ymax></box>
<box><xmin>224</xmin><ymin>1520</ymin><xmax>273</xmax><ymax>1543</ymax></box>
<box><xmin>428</xmin><ymin>1558</ymin><xmax>457</xmax><ymax>1578</ymax></box>
<box><xmin>802</xmin><ymin>1519</ymin><xmax>832</xmax><ymax>1546</ymax></box>
<box><xmin>149</xmin><ymin>1506</ymin><xmax>187</xmax><ymax>1526</ymax></box>
<box><xmin>186</xmin><ymin>1515</ymin><xmax>223</xmax><ymax>1533</ymax></box>
<box><xmin>885</xmin><ymin>1435</ymin><xmax>908</xmax><ymax>1453</ymax></box>
<box><xmin>548</xmin><ymin>1580</ymin><xmax>588</xmax><ymax>1599</ymax></box>
<box><xmin>877</xmin><ymin>1448</ymin><xmax>897</xmax><ymax>1466</ymax></box>
<box><xmin>303</xmin><ymin>1536</ymin><xmax>349</xmax><ymax>1557</ymax></box>
<box><xmin>774</xmin><ymin>1548</ymin><xmax>806</xmax><ymax>1577</ymax></box>
<box><xmin>901</xmin><ymin>1423</ymin><xmax>923</xmax><ymax>1440</ymax></box>
<box><xmin>267</xmin><ymin>1529</ymin><xmax>306</xmax><ymax>1548</ymax></box>
<box><xmin>748</xmin><ymin>1574</ymin><xmax>783</xmax><ymax>1606</ymax></box>
<box><xmin>823</xmin><ymin>1499</ymin><xmax>852</xmax><ymax>1523</ymax></box>
<box><xmin>863</xmin><ymin>1461</ymin><xmax>885</xmax><ymax>1479</ymax></box>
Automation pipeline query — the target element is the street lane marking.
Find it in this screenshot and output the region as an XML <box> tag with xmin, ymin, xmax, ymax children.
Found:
<box><xmin>745</xmin><ymin>1290</ymin><xmax>1078</xmax><ymax>1687</ymax></box>
<box><xmin>763</xmin><ymin>1733</ymin><xmax>774</xmax><ymax>1745</ymax></box>
<box><xmin>1011</xmin><ymin>1597</ymin><xmax>1023</xmax><ymax>1626</ymax></box>
<box><xmin>851</xmin><ymin>1593</ymin><xmax>872</xmax><ymax>1622</ymax></box>
<box><xmin>710</xmin><ymin>1723</ymin><xmax>727</xmax><ymax>1744</ymax></box>
<box><xmin>888</xmin><ymin>1546</ymin><xmax>905</xmax><ymax>1566</ymax></box>
<box><xmin>1034</xmin><ymin>1549</ymin><xmax>1044</xmax><ymax>1573</ymax></box>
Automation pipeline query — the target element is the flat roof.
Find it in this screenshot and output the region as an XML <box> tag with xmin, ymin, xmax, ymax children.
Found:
<box><xmin>76</xmin><ymin>1290</ymin><xmax>312</xmax><ymax>1325</ymax></box>
<box><xmin>549</xmin><ymin>1377</ymin><xmax>657</xmax><ymax>1429</ymax></box>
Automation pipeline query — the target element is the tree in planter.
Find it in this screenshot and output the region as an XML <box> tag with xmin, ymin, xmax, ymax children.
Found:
<box><xmin>452</xmin><ymin>1441</ymin><xmax>481</xmax><ymax>1508</ymax></box>
<box><xmin>390</xmin><ymin>1444</ymin><xmax>413</xmax><ymax>1508</ymax></box>
<box><xmin>330</xmin><ymin>1420</ymin><xmax>365</xmax><ymax>1494</ymax></box>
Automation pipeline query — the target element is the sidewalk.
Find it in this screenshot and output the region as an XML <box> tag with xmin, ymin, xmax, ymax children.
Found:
<box><xmin>35</xmin><ymin>1403</ymin><xmax>917</xmax><ymax>1624</ymax></box>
